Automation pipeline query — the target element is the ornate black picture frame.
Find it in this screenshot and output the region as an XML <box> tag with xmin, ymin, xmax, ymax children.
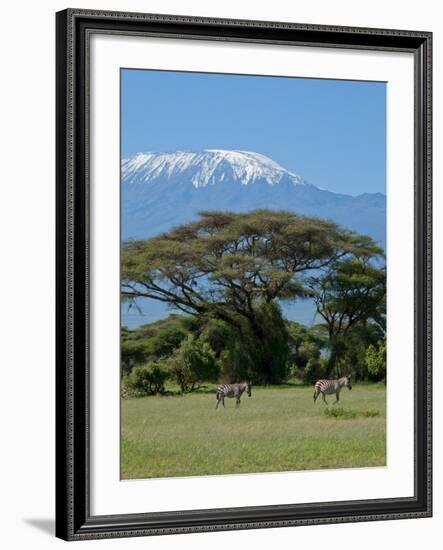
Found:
<box><xmin>55</xmin><ymin>8</ymin><xmax>432</xmax><ymax>541</ymax></box>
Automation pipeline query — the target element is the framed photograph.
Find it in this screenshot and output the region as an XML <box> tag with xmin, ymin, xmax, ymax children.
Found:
<box><xmin>55</xmin><ymin>8</ymin><xmax>432</xmax><ymax>541</ymax></box>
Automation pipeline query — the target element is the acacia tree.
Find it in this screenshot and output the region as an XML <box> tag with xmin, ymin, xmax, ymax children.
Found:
<box><xmin>122</xmin><ymin>209</ymin><xmax>380</xmax><ymax>383</ymax></box>
<box><xmin>309</xmin><ymin>257</ymin><xmax>386</xmax><ymax>377</ymax></box>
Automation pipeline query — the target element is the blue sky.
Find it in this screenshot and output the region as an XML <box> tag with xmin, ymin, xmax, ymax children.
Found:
<box><xmin>121</xmin><ymin>69</ymin><xmax>386</xmax><ymax>196</ymax></box>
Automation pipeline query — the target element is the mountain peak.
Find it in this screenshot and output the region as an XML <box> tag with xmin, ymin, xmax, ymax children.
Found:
<box><xmin>122</xmin><ymin>149</ymin><xmax>306</xmax><ymax>189</ymax></box>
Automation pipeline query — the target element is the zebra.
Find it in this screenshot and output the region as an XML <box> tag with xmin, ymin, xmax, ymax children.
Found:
<box><xmin>216</xmin><ymin>382</ymin><xmax>252</xmax><ymax>409</ymax></box>
<box><xmin>313</xmin><ymin>375</ymin><xmax>352</xmax><ymax>404</ymax></box>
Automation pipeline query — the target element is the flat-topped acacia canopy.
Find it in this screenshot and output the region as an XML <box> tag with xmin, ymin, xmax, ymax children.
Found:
<box><xmin>121</xmin><ymin>209</ymin><xmax>382</xmax><ymax>323</ymax></box>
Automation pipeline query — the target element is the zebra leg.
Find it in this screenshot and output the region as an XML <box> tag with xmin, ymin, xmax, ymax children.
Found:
<box><xmin>216</xmin><ymin>396</ymin><xmax>220</xmax><ymax>409</ymax></box>
<box><xmin>334</xmin><ymin>391</ymin><xmax>340</xmax><ymax>404</ymax></box>
<box><xmin>313</xmin><ymin>389</ymin><xmax>319</xmax><ymax>403</ymax></box>
<box><xmin>236</xmin><ymin>397</ymin><xmax>240</xmax><ymax>408</ymax></box>
<box><xmin>222</xmin><ymin>396</ymin><xmax>225</xmax><ymax>408</ymax></box>
<box><xmin>322</xmin><ymin>392</ymin><xmax>328</xmax><ymax>405</ymax></box>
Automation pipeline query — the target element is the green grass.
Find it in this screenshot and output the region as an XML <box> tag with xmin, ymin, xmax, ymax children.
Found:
<box><xmin>121</xmin><ymin>383</ymin><xmax>386</xmax><ymax>480</ymax></box>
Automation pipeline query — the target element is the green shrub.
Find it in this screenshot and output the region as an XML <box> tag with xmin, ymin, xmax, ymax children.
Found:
<box><xmin>366</xmin><ymin>337</ymin><xmax>386</xmax><ymax>381</ymax></box>
<box><xmin>121</xmin><ymin>317</ymin><xmax>192</xmax><ymax>376</ymax></box>
<box><xmin>122</xmin><ymin>360</ymin><xmax>169</xmax><ymax>397</ymax></box>
<box><xmin>169</xmin><ymin>335</ymin><xmax>220</xmax><ymax>393</ymax></box>
<box><xmin>121</xmin><ymin>337</ymin><xmax>150</xmax><ymax>376</ymax></box>
<box><xmin>323</xmin><ymin>407</ymin><xmax>380</xmax><ymax>419</ymax></box>
<box><xmin>324</xmin><ymin>407</ymin><xmax>357</xmax><ymax>419</ymax></box>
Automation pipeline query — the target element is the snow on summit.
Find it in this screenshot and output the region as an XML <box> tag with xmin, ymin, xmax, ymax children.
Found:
<box><xmin>122</xmin><ymin>149</ymin><xmax>306</xmax><ymax>188</ymax></box>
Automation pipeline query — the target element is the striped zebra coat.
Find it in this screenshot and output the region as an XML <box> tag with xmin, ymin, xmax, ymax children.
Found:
<box><xmin>313</xmin><ymin>376</ymin><xmax>352</xmax><ymax>404</ymax></box>
<box><xmin>216</xmin><ymin>382</ymin><xmax>252</xmax><ymax>409</ymax></box>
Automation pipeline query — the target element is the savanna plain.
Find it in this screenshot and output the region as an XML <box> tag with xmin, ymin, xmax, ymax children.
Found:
<box><xmin>121</xmin><ymin>383</ymin><xmax>386</xmax><ymax>480</ymax></box>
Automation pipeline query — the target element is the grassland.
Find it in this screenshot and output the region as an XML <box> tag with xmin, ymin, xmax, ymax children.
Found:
<box><xmin>121</xmin><ymin>383</ymin><xmax>386</xmax><ymax>480</ymax></box>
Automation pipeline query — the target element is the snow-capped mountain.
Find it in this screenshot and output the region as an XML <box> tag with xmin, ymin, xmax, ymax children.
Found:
<box><xmin>122</xmin><ymin>149</ymin><xmax>306</xmax><ymax>189</ymax></box>
<box><xmin>121</xmin><ymin>149</ymin><xmax>386</xmax><ymax>248</ymax></box>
